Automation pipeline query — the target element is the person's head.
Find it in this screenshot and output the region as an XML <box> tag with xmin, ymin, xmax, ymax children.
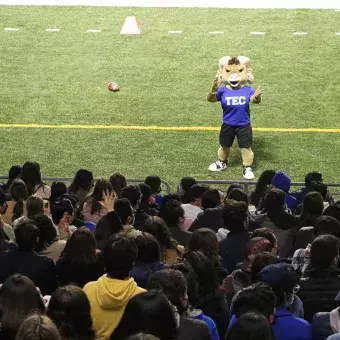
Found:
<box><xmin>135</xmin><ymin>232</ymin><xmax>161</xmax><ymax>264</ymax></box>
<box><xmin>187</xmin><ymin>184</ymin><xmax>207</xmax><ymax>207</ymax></box>
<box><xmin>201</xmin><ymin>189</ymin><xmax>222</xmax><ymax>210</ymax></box>
<box><xmin>14</xmin><ymin>221</ymin><xmax>39</xmax><ymax>251</ymax></box>
<box><xmin>226</xmin><ymin>183</ymin><xmax>244</xmax><ymax>197</ymax></box>
<box><xmin>314</xmin><ymin>216</ymin><xmax>340</xmax><ymax>238</ymax></box>
<box><xmin>160</xmin><ymin>194</ymin><xmax>182</xmax><ymax>207</ymax></box>
<box><xmin>221</xmin><ymin>199</ymin><xmax>248</xmax><ymax>232</ymax></box>
<box><xmin>257</xmin><ymin>263</ymin><xmax>298</xmax><ymax>307</ymax></box>
<box><xmin>158</xmin><ymin>200</ymin><xmax>184</xmax><ymax>228</ymax></box>
<box><xmin>10</xmin><ymin>179</ymin><xmax>28</xmax><ymax>221</ymax></box>
<box><xmin>231</xmin><ymin>282</ymin><xmax>276</xmax><ymax>320</ymax></box>
<box><xmin>250</xmin><ymin>228</ymin><xmax>278</xmax><ymax>255</ymax></box>
<box><xmin>226</xmin><ymin>312</ymin><xmax>275</xmax><ymax>340</ymax></box>
<box><xmin>47</xmin><ymin>285</ymin><xmax>94</xmax><ymax>339</ymax></box>
<box><xmin>58</xmin><ymin>193</ymin><xmax>79</xmax><ymax>214</ymax></box>
<box><xmin>0</xmin><ymin>188</ymin><xmax>9</xmax><ymax>214</ymax></box>
<box><xmin>109</xmin><ymin>173</ymin><xmax>127</xmax><ymax>198</ymax></box>
<box><xmin>0</xmin><ymin>274</ymin><xmax>45</xmax><ymax>339</ymax></box>
<box><xmin>305</xmin><ymin>171</ymin><xmax>323</xmax><ymax>187</ymax></box>
<box><xmin>20</xmin><ymin>162</ymin><xmax>42</xmax><ymax>196</ymax></box>
<box><xmin>26</xmin><ymin>195</ymin><xmax>44</xmax><ymax>219</ymax></box>
<box><xmin>323</xmin><ymin>202</ymin><xmax>340</xmax><ymax>223</ymax></box>
<box><xmin>110</xmin><ymin>291</ymin><xmax>178</xmax><ymax>340</ymax></box>
<box><xmin>32</xmin><ymin>214</ymin><xmax>58</xmax><ymax>252</ymax></box>
<box><xmin>50</xmin><ymin>182</ymin><xmax>67</xmax><ymax>205</ymax></box>
<box><xmin>227</xmin><ymin>188</ymin><xmax>249</xmax><ymax>207</ymax></box>
<box><xmin>244</xmin><ymin>237</ymin><xmax>272</xmax><ymax>264</ymax></box>
<box><xmin>251</xmin><ymin>252</ymin><xmax>279</xmax><ymax>283</ymax></box>
<box><xmin>69</xmin><ymin>169</ymin><xmax>93</xmax><ymax>193</ymax></box>
<box><xmin>89</xmin><ymin>179</ymin><xmax>113</xmax><ymax>215</ymax></box>
<box><xmin>124</xmin><ymin>334</ymin><xmax>160</xmax><ymax>340</ymax></box>
<box><xmin>188</xmin><ymin>228</ymin><xmax>219</xmax><ymax>263</ymax></box>
<box><xmin>145</xmin><ymin>176</ymin><xmax>161</xmax><ymax>195</ymax></box>
<box><xmin>264</xmin><ymin>188</ymin><xmax>286</xmax><ymax>212</ymax></box>
<box><xmin>139</xmin><ymin>183</ymin><xmax>152</xmax><ymax>203</ymax></box>
<box><xmin>61</xmin><ymin>227</ymin><xmax>97</xmax><ymax>266</ymax></box>
<box><xmin>300</xmin><ymin>191</ymin><xmax>324</xmax><ymax>221</ymax></box>
<box><xmin>50</xmin><ymin>198</ymin><xmax>74</xmax><ymax>225</ymax></box>
<box><xmin>307</xmin><ymin>181</ymin><xmax>328</xmax><ymax>200</ymax></box>
<box><xmin>310</xmin><ymin>234</ymin><xmax>339</xmax><ymax>270</ymax></box>
<box><xmin>121</xmin><ymin>185</ymin><xmax>142</xmax><ymax>208</ymax></box>
<box><xmin>143</xmin><ymin>216</ymin><xmax>177</xmax><ymax>251</ymax></box>
<box><xmin>103</xmin><ymin>235</ymin><xmax>138</xmax><ymax>279</ymax></box>
<box><xmin>15</xmin><ymin>314</ymin><xmax>60</xmax><ymax>340</ymax></box>
<box><xmin>114</xmin><ymin>198</ymin><xmax>134</xmax><ymax>225</ymax></box>
<box><xmin>148</xmin><ymin>269</ymin><xmax>188</xmax><ymax>315</ymax></box>
<box><xmin>7</xmin><ymin>165</ymin><xmax>22</xmax><ymax>185</ymax></box>
<box><xmin>178</xmin><ymin>177</ymin><xmax>197</xmax><ymax>204</ymax></box>
<box><xmin>254</xmin><ymin>170</ymin><xmax>277</xmax><ymax>194</ymax></box>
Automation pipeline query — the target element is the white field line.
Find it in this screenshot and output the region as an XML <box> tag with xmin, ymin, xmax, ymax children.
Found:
<box><xmin>208</xmin><ymin>31</ymin><xmax>224</xmax><ymax>34</ymax></box>
<box><xmin>87</xmin><ymin>29</ymin><xmax>101</xmax><ymax>32</ymax></box>
<box><xmin>336</xmin><ymin>32</ymin><xmax>340</xmax><ymax>35</ymax></box>
<box><xmin>250</xmin><ymin>31</ymin><xmax>266</xmax><ymax>35</ymax></box>
<box><xmin>293</xmin><ymin>31</ymin><xmax>308</xmax><ymax>35</ymax></box>
<box><xmin>168</xmin><ymin>30</ymin><xmax>182</xmax><ymax>34</ymax></box>
<box><xmin>4</xmin><ymin>27</ymin><xmax>19</xmax><ymax>31</ymax></box>
<box><xmin>46</xmin><ymin>28</ymin><xmax>60</xmax><ymax>32</ymax></box>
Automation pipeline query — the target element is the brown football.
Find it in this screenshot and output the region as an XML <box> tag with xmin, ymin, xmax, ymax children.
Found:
<box><xmin>107</xmin><ymin>82</ymin><xmax>120</xmax><ymax>92</ymax></box>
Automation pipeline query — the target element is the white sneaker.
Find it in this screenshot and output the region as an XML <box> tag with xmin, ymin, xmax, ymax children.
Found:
<box><xmin>243</xmin><ymin>167</ymin><xmax>254</xmax><ymax>180</ymax></box>
<box><xmin>208</xmin><ymin>160</ymin><xmax>228</xmax><ymax>172</ymax></box>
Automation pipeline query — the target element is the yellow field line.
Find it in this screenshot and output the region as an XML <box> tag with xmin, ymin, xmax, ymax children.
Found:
<box><xmin>0</xmin><ymin>123</ymin><xmax>340</xmax><ymax>133</ymax></box>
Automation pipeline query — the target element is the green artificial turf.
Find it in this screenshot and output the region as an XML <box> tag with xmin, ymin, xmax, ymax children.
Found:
<box><xmin>1</xmin><ymin>6</ymin><xmax>340</xmax><ymax>189</ymax></box>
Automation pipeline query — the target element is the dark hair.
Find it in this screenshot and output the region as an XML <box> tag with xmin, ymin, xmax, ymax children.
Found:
<box><xmin>143</xmin><ymin>217</ymin><xmax>177</xmax><ymax>252</ymax></box>
<box><xmin>139</xmin><ymin>184</ymin><xmax>152</xmax><ymax>203</ymax></box>
<box><xmin>307</xmin><ymin>181</ymin><xmax>328</xmax><ymax>199</ymax></box>
<box><xmin>124</xmin><ymin>334</ymin><xmax>160</xmax><ymax>340</ymax></box>
<box><xmin>314</xmin><ymin>216</ymin><xmax>340</xmax><ymax>238</ymax></box>
<box><xmin>201</xmin><ymin>189</ymin><xmax>221</xmax><ymax>210</ymax></box>
<box><xmin>187</xmin><ymin>185</ymin><xmax>207</xmax><ymax>203</ymax></box>
<box><xmin>179</xmin><ymin>177</ymin><xmax>197</xmax><ymax>204</ymax></box>
<box><xmin>31</xmin><ymin>215</ymin><xmax>58</xmax><ymax>252</ymax></box>
<box><xmin>68</xmin><ymin>169</ymin><xmax>93</xmax><ymax>194</ymax></box>
<box><xmin>14</xmin><ymin>221</ymin><xmax>39</xmax><ymax>251</ymax></box>
<box><xmin>323</xmin><ymin>203</ymin><xmax>340</xmax><ymax>223</ymax></box>
<box><xmin>226</xmin><ymin>184</ymin><xmax>244</xmax><ymax>197</ymax></box>
<box><xmin>15</xmin><ymin>313</ymin><xmax>60</xmax><ymax>340</ymax></box>
<box><xmin>310</xmin><ymin>234</ymin><xmax>339</xmax><ymax>270</ymax></box>
<box><xmin>10</xmin><ymin>179</ymin><xmax>28</xmax><ymax>222</ymax></box>
<box><xmin>160</xmin><ymin>194</ymin><xmax>181</xmax><ymax>207</ymax></box>
<box><xmin>264</xmin><ymin>188</ymin><xmax>286</xmax><ymax>212</ymax></box>
<box><xmin>254</xmin><ymin>170</ymin><xmax>277</xmax><ymax>194</ymax></box>
<box><xmin>188</xmin><ymin>228</ymin><xmax>219</xmax><ymax>263</ymax></box>
<box><xmin>148</xmin><ymin>269</ymin><xmax>187</xmax><ymax>315</ymax></box>
<box><xmin>226</xmin><ymin>312</ymin><xmax>274</xmax><ymax>340</ymax></box>
<box><xmin>305</xmin><ymin>171</ymin><xmax>323</xmax><ymax>187</ymax></box>
<box><xmin>158</xmin><ymin>200</ymin><xmax>184</xmax><ymax>228</ymax></box>
<box><xmin>221</xmin><ymin>200</ymin><xmax>247</xmax><ymax>232</ymax></box>
<box><xmin>58</xmin><ymin>193</ymin><xmax>79</xmax><ymax>212</ymax></box>
<box><xmin>20</xmin><ymin>162</ymin><xmax>43</xmax><ymax>197</ymax></box>
<box><xmin>145</xmin><ymin>176</ymin><xmax>161</xmax><ymax>195</ymax></box>
<box><xmin>121</xmin><ymin>185</ymin><xmax>142</xmax><ymax>208</ymax></box>
<box><xmin>0</xmin><ymin>274</ymin><xmax>45</xmax><ymax>339</ymax></box>
<box><xmin>88</xmin><ymin>179</ymin><xmax>112</xmax><ymax>215</ymax></box>
<box><xmin>227</xmin><ymin>57</ymin><xmax>241</xmax><ymax>65</ymax></box>
<box><xmin>135</xmin><ymin>233</ymin><xmax>161</xmax><ymax>263</ymax></box>
<box><xmin>250</xmin><ymin>228</ymin><xmax>277</xmax><ymax>249</ymax></box>
<box><xmin>3</xmin><ymin>165</ymin><xmax>22</xmax><ymax>191</ymax></box>
<box><xmin>26</xmin><ymin>195</ymin><xmax>44</xmax><ymax>219</ymax></box>
<box><xmin>110</xmin><ymin>291</ymin><xmax>177</xmax><ymax>340</ymax></box>
<box><xmin>231</xmin><ymin>282</ymin><xmax>276</xmax><ymax>319</ymax></box>
<box><xmin>114</xmin><ymin>198</ymin><xmax>133</xmax><ymax>224</ymax></box>
<box><xmin>50</xmin><ymin>182</ymin><xmax>67</xmax><ymax>205</ymax></box>
<box><xmin>47</xmin><ymin>285</ymin><xmax>95</xmax><ymax>339</ymax></box>
<box><xmin>61</xmin><ymin>227</ymin><xmax>97</xmax><ymax>266</ymax></box>
<box><xmin>299</xmin><ymin>192</ymin><xmax>324</xmax><ymax>226</ymax></box>
<box><xmin>51</xmin><ymin>198</ymin><xmax>74</xmax><ymax>225</ymax></box>
<box><xmin>109</xmin><ymin>173</ymin><xmax>127</xmax><ymax>198</ymax></box>
<box><xmin>103</xmin><ymin>236</ymin><xmax>138</xmax><ymax>279</ymax></box>
<box><xmin>245</xmin><ymin>237</ymin><xmax>272</xmax><ymax>260</ymax></box>
<box><xmin>251</xmin><ymin>252</ymin><xmax>279</xmax><ymax>283</ymax></box>
<box><xmin>228</xmin><ymin>188</ymin><xmax>249</xmax><ymax>207</ymax></box>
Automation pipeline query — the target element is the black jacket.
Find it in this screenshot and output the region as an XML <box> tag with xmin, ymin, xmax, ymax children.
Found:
<box><xmin>295</xmin><ymin>226</ymin><xmax>315</xmax><ymax>250</ymax></box>
<box><xmin>95</xmin><ymin>211</ymin><xmax>123</xmax><ymax>250</ymax></box>
<box><xmin>169</xmin><ymin>226</ymin><xmax>192</xmax><ymax>248</ymax></box>
<box><xmin>312</xmin><ymin>311</ymin><xmax>334</xmax><ymax>340</ymax></box>
<box><xmin>0</xmin><ymin>250</ymin><xmax>57</xmax><ymax>295</ymax></box>
<box><xmin>178</xmin><ymin>317</ymin><xmax>212</xmax><ymax>340</ymax></box>
<box><xmin>189</xmin><ymin>208</ymin><xmax>225</xmax><ymax>233</ymax></box>
<box><xmin>298</xmin><ymin>267</ymin><xmax>340</xmax><ymax>322</ymax></box>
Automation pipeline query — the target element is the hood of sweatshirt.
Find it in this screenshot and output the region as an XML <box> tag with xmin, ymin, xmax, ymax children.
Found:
<box><xmin>95</xmin><ymin>275</ymin><xmax>139</xmax><ymax>309</ymax></box>
<box><xmin>272</xmin><ymin>172</ymin><xmax>291</xmax><ymax>193</ymax></box>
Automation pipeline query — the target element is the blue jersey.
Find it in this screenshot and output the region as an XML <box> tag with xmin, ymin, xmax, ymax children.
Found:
<box><xmin>216</xmin><ymin>86</ymin><xmax>255</xmax><ymax>126</ymax></box>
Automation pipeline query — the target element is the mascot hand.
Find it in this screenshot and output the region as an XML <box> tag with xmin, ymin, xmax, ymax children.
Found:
<box><xmin>254</xmin><ymin>86</ymin><xmax>263</xmax><ymax>98</ymax></box>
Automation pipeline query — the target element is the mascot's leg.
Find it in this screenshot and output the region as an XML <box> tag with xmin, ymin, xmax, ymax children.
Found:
<box><xmin>236</xmin><ymin>125</ymin><xmax>255</xmax><ymax>180</ymax></box>
<box><xmin>209</xmin><ymin>124</ymin><xmax>235</xmax><ymax>172</ymax></box>
<box><xmin>241</xmin><ymin>148</ymin><xmax>254</xmax><ymax>167</ymax></box>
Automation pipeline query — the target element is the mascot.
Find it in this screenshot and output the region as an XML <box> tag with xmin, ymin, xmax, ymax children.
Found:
<box><xmin>207</xmin><ymin>56</ymin><xmax>263</xmax><ymax>180</ymax></box>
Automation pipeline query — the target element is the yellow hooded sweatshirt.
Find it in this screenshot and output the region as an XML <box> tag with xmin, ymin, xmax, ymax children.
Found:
<box><xmin>83</xmin><ymin>274</ymin><xmax>145</xmax><ymax>340</ymax></box>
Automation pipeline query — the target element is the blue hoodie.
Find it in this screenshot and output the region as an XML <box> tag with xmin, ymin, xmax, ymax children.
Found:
<box><xmin>189</xmin><ymin>309</ymin><xmax>220</xmax><ymax>340</ymax></box>
<box><xmin>271</xmin><ymin>172</ymin><xmax>297</xmax><ymax>212</ymax></box>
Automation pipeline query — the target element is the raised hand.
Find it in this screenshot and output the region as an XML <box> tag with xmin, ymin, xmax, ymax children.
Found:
<box><xmin>99</xmin><ymin>190</ymin><xmax>115</xmax><ymax>212</ymax></box>
<box><xmin>254</xmin><ymin>86</ymin><xmax>264</xmax><ymax>98</ymax></box>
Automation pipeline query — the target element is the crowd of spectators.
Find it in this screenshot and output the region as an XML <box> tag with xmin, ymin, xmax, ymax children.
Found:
<box><xmin>0</xmin><ymin>162</ymin><xmax>340</xmax><ymax>340</ymax></box>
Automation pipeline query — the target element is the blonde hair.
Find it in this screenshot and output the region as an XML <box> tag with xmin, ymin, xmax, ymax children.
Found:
<box><xmin>15</xmin><ymin>313</ymin><xmax>60</xmax><ymax>340</ymax></box>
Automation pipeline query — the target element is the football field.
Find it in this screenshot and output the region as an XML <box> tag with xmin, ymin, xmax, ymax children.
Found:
<box><xmin>1</xmin><ymin>5</ymin><xmax>340</xmax><ymax>188</ymax></box>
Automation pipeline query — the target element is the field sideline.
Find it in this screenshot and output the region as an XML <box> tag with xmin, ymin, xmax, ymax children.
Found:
<box><xmin>1</xmin><ymin>5</ymin><xmax>340</xmax><ymax>188</ymax></box>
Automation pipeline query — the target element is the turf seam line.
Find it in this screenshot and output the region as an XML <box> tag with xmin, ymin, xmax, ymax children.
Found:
<box><xmin>1</xmin><ymin>124</ymin><xmax>340</xmax><ymax>133</ymax></box>
<box><xmin>46</xmin><ymin>28</ymin><xmax>60</xmax><ymax>32</ymax></box>
<box><xmin>4</xmin><ymin>27</ymin><xmax>19</xmax><ymax>31</ymax></box>
<box><xmin>293</xmin><ymin>31</ymin><xmax>308</xmax><ymax>35</ymax></box>
<box><xmin>208</xmin><ymin>31</ymin><xmax>224</xmax><ymax>34</ymax></box>
<box><xmin>250</xmin><ymin>31</ymin><xmax>266</xmax><ymax>35</ymax></box>
<box><xmin>87</xmin><ymin>29</ymin><xmax>101</xmax><ymax>32</ymax></box>
<box><xmin>168</xmin><ymin>30</ymin><xmax>182</xmax><ymax>34</ymax></box>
